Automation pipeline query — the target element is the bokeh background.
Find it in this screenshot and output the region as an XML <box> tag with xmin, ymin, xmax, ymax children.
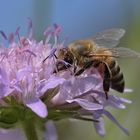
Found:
<box><xmin>0</xmin><ymin>0</ymin><xmax>140</xmax><ymax>140</ymax></box>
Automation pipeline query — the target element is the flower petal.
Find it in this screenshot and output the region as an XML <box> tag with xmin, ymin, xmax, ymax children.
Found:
<box><xmin>66</xmin><ymin>98</ymin><xmax>103</xmax><ymax>111</ymax></box>
<box><xmin>103</xmin><ymin>110</ymin><xmax>129</xmax><ymax>135</ymax></box>
<box><xmin>93</xmin><ymin>110</ymin><xmax>105</xmax><ymax>136</ymax></box>
<box><xmin>37</xmin><ymin>76</ymin><xmax>65</xmax><ymax>96</ymax></box>
<box><xmin>0</xmin><ymin>68</ymin><xmax>14</xmax><ymax>97</ymax></box>
<box><xmin>45</xmin><ymin>121</ymin><xmax>58</xmax><ymax>140</ymax></box>
<box><xmin>105</xmin><ymin>95</ymin><xmax>132</xmax><ymax>109</ymax></box>
<box><xmin>25</xmin><ymin>98</ymin><xmax>48</xmax><ymax>118</ymax></box>
<box><xmin>53</xmin><ymin>76</ymin><xmax>102</xmax><ymax>104</ymax></box>
<box><xmin>124</xmin><ymin>88</ymin><xmax>133</xmax><ymax>93</ymax></box>
<box><xmin>93</xmin><ymin>119</ymin><xmax>105</xmax><ymax>136</ymax></box>
<box><xmin>119</xmin><ymin>97</ymin><xmax>132</xmax><ymax>104</ymax></box>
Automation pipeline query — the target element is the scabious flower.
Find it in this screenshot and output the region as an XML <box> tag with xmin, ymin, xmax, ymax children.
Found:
<box><xmin>0</xmin><ymin>20</ymin><xmax>131</xmax><ymax>140</ymax></box>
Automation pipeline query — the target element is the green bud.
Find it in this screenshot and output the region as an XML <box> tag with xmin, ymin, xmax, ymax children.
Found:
<box><xmin>0</xmin><ymin>107</ymin><xmax>19</xmax><ymax>128</ymax></box>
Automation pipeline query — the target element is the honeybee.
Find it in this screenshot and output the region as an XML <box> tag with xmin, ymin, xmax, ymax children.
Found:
<box><xmin>45</xmin><ymin>28</ymin><xmax>140</xmax><ymax>99</ymax></box>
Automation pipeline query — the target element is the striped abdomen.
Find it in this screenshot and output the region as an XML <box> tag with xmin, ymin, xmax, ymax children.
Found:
<box><xmin>109</xmin><ymin>60</ymin><xmax>125</xmax><ymax>92</ymax></box>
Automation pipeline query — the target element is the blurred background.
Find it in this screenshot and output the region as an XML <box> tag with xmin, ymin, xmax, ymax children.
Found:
<box><xmin>0</xmin><ymin>0</ymin><xmax>140</xmax><ymax>140</ymax></box>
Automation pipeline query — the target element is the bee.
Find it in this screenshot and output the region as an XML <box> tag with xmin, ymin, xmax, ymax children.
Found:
<box><xmin>44</xmin><ymin>28</ymin><xmax>140</xmax><ymax>99</ymax></box>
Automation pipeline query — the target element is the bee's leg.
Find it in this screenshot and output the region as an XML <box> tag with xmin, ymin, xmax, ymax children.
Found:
<box><xmin>101</xmin><ymin>62</ymin><xmax>112</xmax><ymax>100</ymax></box>
<box><xmin>94</xmin><ymin>61</ymin><xmax>112</xmax><ymax>99</ymax></box>
<box><xmin>74</xmin><ymin>61</ymin><xmax>94</xmax><ymax>76</ymax></box>
<box><xmin>49</xmin><ymin>54</ymin><xmax>61</xmax><ymax>73</ymax></box>
<box><xmin>73</xmin><ymin>58</ymin><xmax>78</xmax><ymax>74</ymax></box>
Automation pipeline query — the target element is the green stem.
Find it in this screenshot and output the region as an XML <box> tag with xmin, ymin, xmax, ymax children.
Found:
<box><xmin>22</xmin><ymin>119</ymin><xmax>39</xmax><ymax>140</ymax></box>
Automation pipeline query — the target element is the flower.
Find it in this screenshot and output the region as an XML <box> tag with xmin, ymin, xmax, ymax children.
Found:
<box><xmin>0</xmin><ymin>21</ymin><xmax>131</xmax><ymax>140</ymax></box>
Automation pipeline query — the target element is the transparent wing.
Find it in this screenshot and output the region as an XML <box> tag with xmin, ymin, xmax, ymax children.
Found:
<box><xmin>88</xmin><ymin>47</ymin><xmax>140</xmax><ymax>58</ymax></box>
<box><xmin>104</xmin><ymin>47</ymin><xmax>140</xmax><ymax>58</ymax></box>
<box><xmin>92</xmin><ymin>28</ymin><xmax>125</xmax><ymax>48</ymax></box>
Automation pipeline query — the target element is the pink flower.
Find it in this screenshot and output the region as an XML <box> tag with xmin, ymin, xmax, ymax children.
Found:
<box><xmin>0</xmin><ymin>22</ymin><xmax>132</xmax><ymax>140</ymax></box>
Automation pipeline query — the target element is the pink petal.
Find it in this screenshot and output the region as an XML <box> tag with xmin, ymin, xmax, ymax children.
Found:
<box><xmin>66</xmin><ymin>98</ymin><xmax>103</xmax><ymax>111</ymax></box>
<box><xmin>0</xmin><ymin>68</ymin><xmax>14</xmax><ymax>97</ymax></box>
<box><xmin>25</xmin><ymin>98</ymin><xmax>48</xmax><ymax>118</ymax></box>
<box><xmin>45</xmin><ymin>121</ymin><xmax>58</xmax><ymax>140</ymax></box>
<box><xmin>38</xmin><ymin>76</ymin><xmax>65</xmax><ymax>95</ymax></box>
<box><xmin>93</xmin><ymin>119</ymin><xmax>105</xmax><ymax>136</ymax></box>
<box><xmin>103</xmin><ymin>110</ymin><xmax>129</xmax><ymax>135</ymax></box>
<box><xmin>105</xmin><ymin>95</ymin><xmax>132</xmax><ymax>109</ymax></box>
<box><xmin>92</xmin><ymin>110</ymin><xmax>106</xmax><ymax>136</ymax></box>
<box><xmin>53</xmin><ymin>76</ymin><xmax>102</xmax><ymax>104</ymax></box>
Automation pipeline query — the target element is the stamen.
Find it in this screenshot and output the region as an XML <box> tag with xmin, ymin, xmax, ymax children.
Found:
<box><xmin>15</xmin><ymin>27</ymin><xmax>22</xmax><ymax>47</ymax></box>
<box><xmin>0</xmin><ymin>31</ymin><xmax>7</xmax><ymax>40</ymax></box>
<box><xmin>8</xmin><ymin>32</ymin><xmax>14</xmax><ymax>43</ymax></box>
<box><xmin>27</xmin><ymin>17</ymin><xmax>33</xmax><ymax>39</ymax></box>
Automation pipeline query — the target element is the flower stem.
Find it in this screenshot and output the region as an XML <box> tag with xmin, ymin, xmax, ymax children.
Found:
<box><xmin>22</xmin><ymin>119</ymin><xmax>39</xmax><ymax>140</ymax></box>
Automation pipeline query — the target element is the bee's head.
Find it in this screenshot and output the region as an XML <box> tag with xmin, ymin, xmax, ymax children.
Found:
<box><xmin>57</xmin><ymin>48</ymin><xmax>74</xmax><ymax>65</ymax></box>
<box><xmin>53</xmin><ymin>48</ymin><xmax>74</xmax><ymax>73</ymax></box>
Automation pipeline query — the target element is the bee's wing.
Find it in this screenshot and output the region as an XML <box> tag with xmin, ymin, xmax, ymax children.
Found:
<box><xmin>93</xmin><ymin>28</ymin><xmax>125</xmax><ymax>48</ymax></box>
<box><xmin>105</xmin><ymin>47</ymin><xmax>140</xmax><ymax>58</ymax></box>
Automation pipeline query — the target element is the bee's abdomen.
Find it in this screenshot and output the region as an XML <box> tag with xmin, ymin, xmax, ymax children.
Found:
<box><xmin>109</xmin><ymin>60</ymin><xmax>125</xmax><ymax>92</ymax></box>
